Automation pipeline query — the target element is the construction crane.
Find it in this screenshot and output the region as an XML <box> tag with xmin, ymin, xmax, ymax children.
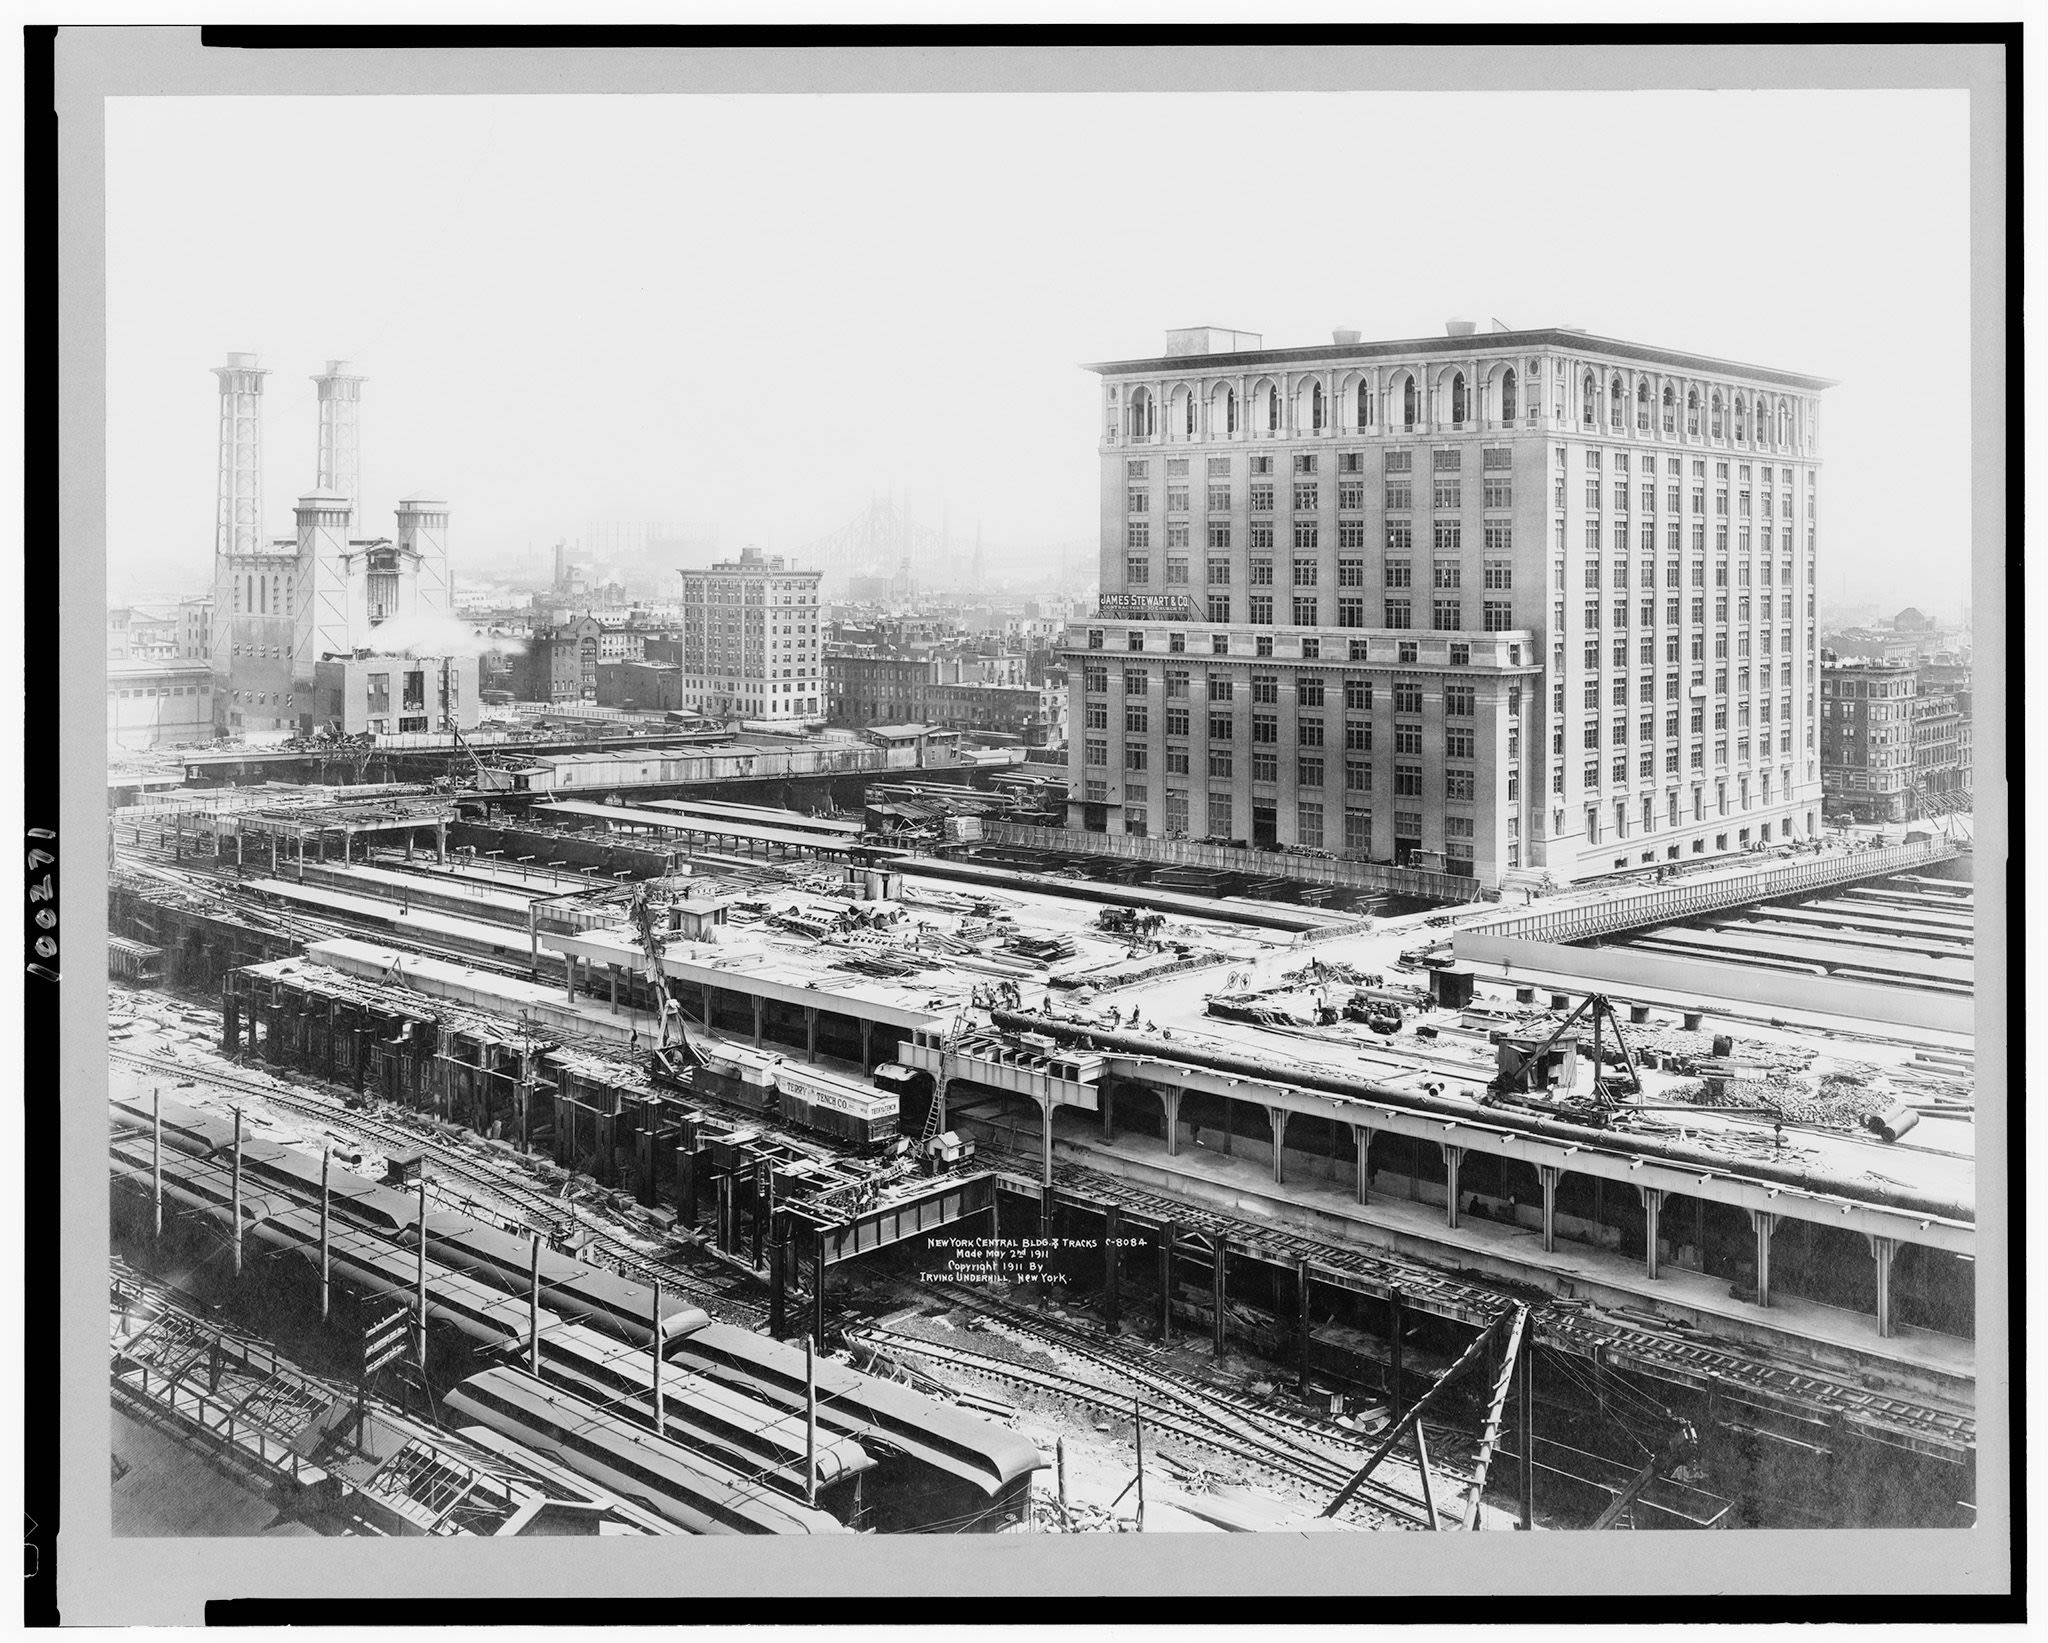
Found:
<box><xmin>629</xmin><ymin>883</ymin><xmax>705</xmax><ymax>1088</ymax></box>
<box><xmin>1489</xmin><ymin>993</ymin><xmax>1643</xmax><ymax>1122</ymax></box>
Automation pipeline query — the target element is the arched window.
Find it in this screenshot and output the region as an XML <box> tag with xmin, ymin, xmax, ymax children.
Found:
<box><xmin>1267</xmin><ymin>385</ymin><xmax>1280</xmax><ymax>433</ymax></box>
<box><xmin>1312</xmin><ymin>381</ymin><xmax>1326</xmax><ymax>431</ymax></box>
<box><xmin>1129</xmin><ymin>387</ymin><xmax>1154</xmax><ymax>439</ymax></box>
<box><xmin>1662</xmin><ymin>384</ymin><xmax>1676</xmax><ymax>434</ymax></box>
<box><xmin>1777</xmin><ymin>402</ymin><xmax>1790</xmax><ymax>446</ymax></box>
<box><xmin>1636</xmin><ymin>381</ymin><xmax>1650</xmax><ymax>431</ymax></box>
<box><xmin>1582</xmin><ymin>372</ymin><xmax>1597</xmax><ymax>426</ymax></box>
<box><xmin>1358</xmin><ymin>380</ymin><xmax>1373</xmax><ymax>426</ymax></box>
<box><xmin>1610</xmin><ymin>375</ymin><xmax>1625</xmax><ymax>429</ymax></box>
<box><xmin>1686</xmin><ymin>389</ymin><xmax>1700</xmax><ymax>437</ymax></box>
<box><xmin>1450</xmin><ymin>373</ymin><xmax>1468</xmax><ymax>425</ymax></box>
<box><xmin>1710</xmin><ymin>391</ymin><xmax>1725</xmax><ymax>441</ymax></box>
<box><xmin>1226</xmin><ymin>389</ymin><xmax>1238</xmax><ymax>435</ymax></box>
<box><xmin>1734</xmin><ymin>394</ymin><xmax>1748</xmax><ymax>441</ymax></box>
<box><xmin>1402</xmin><ymin>375</ymin><xmax>1418</xmax><ymax>429</ymax></box>
<box><xmin>1184</xmin><ymin>390</ymin><xmax>1197</xmax><ymax>437</ymax></box>
<box><xmin>1501</xmin><ymin>368</ymin><xmax>1517</xmax><ymax>421</ymax></box>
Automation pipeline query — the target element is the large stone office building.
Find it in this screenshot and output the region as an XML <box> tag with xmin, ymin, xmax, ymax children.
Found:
<box><xmin>1064</xmin><ymin>324</ymin><xmax>1832</xmax><ymax>886</ymax></box>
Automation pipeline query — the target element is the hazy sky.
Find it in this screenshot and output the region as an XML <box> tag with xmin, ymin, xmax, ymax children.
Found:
<box><xmin>106</xmin><ymin>88</ymin><xmax>1970</xmax><ymax>610</ymax></box>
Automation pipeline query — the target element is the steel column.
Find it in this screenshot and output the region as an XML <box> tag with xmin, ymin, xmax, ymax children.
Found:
<box><xmin>1539</xmin><ymin>1165</ymin><xmax>1559</xmax><ymax>1253</ymax></box>
<box><xmin>1640</xmin><ymin>1186</ymin><xmax>1663</xmax><ymax>1281</ymax></box>
<box><xmin>1752</xmin><ymin>1209</ymin><xmax>1776</xmax><ymax>1309</ymax></box>
<box><xmin>1210</xmin><ymin>1236</ymin><xmax>1227</xmax><ymax>1353</ymax></box>
<box><xmin>1442</xmin><ymin>1144</ymin><xmax>1463</xmax><ymax>1229</ymax></box>
<box><xmin>1268</xmin><ymin>1106</ymin><xmax>1289</xmax><ymax>1184</ymax></box>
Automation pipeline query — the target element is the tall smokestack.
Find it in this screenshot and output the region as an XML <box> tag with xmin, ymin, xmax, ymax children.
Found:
<box><xmin>212</xmin><ymin>352</ymin><xmax>269</xmax><ymax>561</ymax></box>
<box><xmin>397</xmin><ymin>494</ymin><xmax>452</xmax><ymax>620</ymax></box>
<box><xmin>312</xmin><ymin>359</ymin><xmax>366</xmax><ymax>534</ymax></box>
<box><xmin>209</xmin><ymin>351</ymin><xmax>270</xmax><ymax>717</ymax></box>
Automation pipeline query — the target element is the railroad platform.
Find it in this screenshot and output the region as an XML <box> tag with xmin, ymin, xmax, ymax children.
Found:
<box><xmin>967</xmin><ymin>1108</ymin><xmax>1975</xmax><ymax>1403</ymax></box>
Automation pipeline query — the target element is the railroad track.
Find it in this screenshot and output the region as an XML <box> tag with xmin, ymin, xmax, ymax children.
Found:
<box><xmin>107</xmin><ymin>1045</ymin><xmax>768</xmax><ymax>1327</ymax></box>
<box><xmin>990</xmin><ymin>1151</ymin><xmax>1976</xmax><ymax>1461</ymax></box>
<box><xmin>922</xmin><ymin>1279</ymin><xmax>1413</xmax><ymax>1473</ymax></box>
<box><xmin>854</xmin><ymin>1322</ymin><xmax>1433</xmax><ymax>1528</ymax></box>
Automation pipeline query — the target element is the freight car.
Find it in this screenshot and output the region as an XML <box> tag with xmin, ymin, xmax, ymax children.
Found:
<box><xmin>443</xmin><ymin>1368</ymin><xmax>850</xmax><ymax>1535</ymax></box>
<box><xmin>651</xmin><ymin>1043</ymin><xmax>901</xmax><ymax>1153</ymax></box>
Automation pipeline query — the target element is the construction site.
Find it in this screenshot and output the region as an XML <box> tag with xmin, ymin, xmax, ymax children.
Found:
<box><xmin>105</xmin><ymin>777</ymin><xmax>1978</xmax><ymax>1536</ymax></box>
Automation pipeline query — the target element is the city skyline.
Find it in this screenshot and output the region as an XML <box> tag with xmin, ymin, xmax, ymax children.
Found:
<box><xmin>106</xmin><ymin>88</ymin><xmax>1970</xmax><ymax>611</ymax></box>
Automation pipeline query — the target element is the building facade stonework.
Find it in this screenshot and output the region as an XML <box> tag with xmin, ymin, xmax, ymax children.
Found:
<box><xmin>675</xmin><ymin>547</ymin><xmax>823</xmax><ymax>724</ymax></box>
<box><xmin>1064</xmin><ymin>325</ymin><xmax>1832</xmax><ymax>886</ymax></box>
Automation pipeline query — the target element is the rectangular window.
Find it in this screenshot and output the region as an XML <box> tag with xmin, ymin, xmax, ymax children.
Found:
<box><xmin>1434</xmin><ymin>481</ymin><xmax>1462</xmax><ymax>510</ymax></box>
<box><xmin>1207</xmin><ymin>793</ymin><xmax>1233</xmax><ymax>836</ymax></box>
<box><xmin>1297</xmin><ymin>801</ymin><xmax>1325</xmax><ymax>848</ymax></box>
<box><xmin>1252</xmin><ymin>750</ymin><xmax>1278</xmax><ymax>782</ymax></box>
<box><xmin>1433</xmin><ymin>559</ymin><xmax>1461</xmax><ymax>589</ymax></box>
<box><xmin>1337</xmin><ymin>520</ymin><xmax>1366</xmax><ymax>550</ymax></box>
<box><xmin>1445</xmin><ymin>727</ymin><xmax>1476</xmax><ymax>758</ymax></box>
<box><xmin>1206</xmin><ymin>558</ymin><xmax>1230</xmax><ymax>584</ymax></box>
<box><xmin>1432</xmin><ymin>599</ymin><xmax>1462</xmax><ymax>631</ymax></box>
<box><xmin>1249</xmin><ymin>595</ymin><xmax>1273</xmax><ymax>624</ymax></box>
<box><xmin>1298</xmin><ymin>718</ymin><xmax>1325</xmax><ymax>747</ymax></box>
<box><xmin>1207</xmin><ymin>594</ymin><xmax>1231</xmax><ymax>622</ymax></box>
<box><xmin>1126</xmin><ymin>521</ymin><xmax>1149</xmax><ymax>549</ymax></box>
<box><xmin>1345</xmin><ymin>759</ymin><xmax>1372</xmax><ymax>791</ymax></box>
<box><xmin>1208</xmin><ymin>748</ymin><xmax>1233</xmax><ymax>778</ymax></box>
<box><xmin>1293</xmin><ymin>484</ymin><xmax>1318</xmax><ymax>511</ymax></box>
<box><xmin>1384</xmin><ymin>599</ymin><xmax>1412</xmax><ymax>628</ymax></box>
<box><xmin>1084</xmin><ymin>738</ymin><xmax>1108</xmax><ymax>767</ymax></box>
<box><xmin>1124</xmin><ymin>703</ymin><xmax>1149</xmax><ymax>733</ymax></box>
<box><xmin>1394</xmin><ymin>763</ymin><xmax>1422</xmax><ymax>796</ymax></box>
<box><xmin>1292</xmin><ymin>596</ymin><xmax>1318</xmax><ymax>625</ymax></box>
<box><xmin>1445</xmin><ymin>769</ymin><xmax>1476</xmax><ymax>800</ymax></box>
<box><xmin>1292</xmin><ymin>558</ymin><xmax>1319</xmax><ymax>586</ymax></box>
<box><xmin>1166</xmin><ymin>486</ymin><xmax>1189</xmax><ymax>512</ymax></box>
<box><xmin>1385</xmin><ymin>483</ymin><xmax>1413</xmax><ymax>511</ymax></box>
<box><xmin>1344</xmin><ymin>678</ymin><xmax>1372</xmax><ymax>711</ymax></box>
<box><xmin>1445</xmin><ymin>684</ymin><xmax>1475</xmax><ymax>716</ymax></box>
<box><xmin>1297</xmin><ymin>756</ymin><xmax>1325</xmax><ymax>788</ymax></box>
<box><xmin>1338</xmin><ymin>481</ymin><xmax>1365</xmax><ymax>511</ymax></box>
<box><xmin>1385</xmin><ymin>448</ymin><xmax>1412</xmax><ymax>473</ymax></box>
<box><xmin>1338</xmin><ymin>451</ymin><xmax>1364</xmax><ymax>474</ymax></box>
<box><xmin>1165</xmin><ymin>706</ymin><xmax>1189</xmax><ymax>735</ymax></box>
<box><xmin>1298</xmin><ymin>676</ymin><xmax>1325</xmax><ymax>707</ymax></box>
<box><xmin>1125</xmin><ymin>557</ymin><xmax>1151</xmax><ymax>584</ymax></box>
<box><xmin>1482</xmin><ymin>600</ymin><xmax>1512</xmax><ymax>630</ymax></box>
<box><xmin>1123</xmin><ymin>743</ymin><xmax>1149</xmax><ymax>771</ymax></box>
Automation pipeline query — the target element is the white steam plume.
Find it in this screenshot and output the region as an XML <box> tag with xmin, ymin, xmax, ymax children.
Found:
<box><xmin>363</xmin><ymin>611</ymin><xmax>526</xmax><ymax>659</ymax></box>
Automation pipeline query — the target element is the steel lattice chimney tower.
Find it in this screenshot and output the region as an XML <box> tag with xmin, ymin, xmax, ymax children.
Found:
<box><xmin>312</xmin><ymin>359</ymin><xmax>366</xmax><ymax>535</ymax></box>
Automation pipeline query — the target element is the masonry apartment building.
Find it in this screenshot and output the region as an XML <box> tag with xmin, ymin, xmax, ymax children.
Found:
<box><xmin>1063</xmin><ymin>325</ymin><xmax>1832</xmax><ymax>887</ymax></box>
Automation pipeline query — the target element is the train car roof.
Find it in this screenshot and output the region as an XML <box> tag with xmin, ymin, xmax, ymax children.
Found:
<box><xmin>446</xmin><ymin>1368</ymin><xmax>849</xmax><ymax>1535</ymax></box>
<box><xmin>677</xmin><ymin>1323</ymin><xmax>1044</xmax><ymax>1493</ymax></box>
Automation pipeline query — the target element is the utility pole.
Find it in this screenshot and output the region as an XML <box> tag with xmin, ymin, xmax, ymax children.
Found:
<box><xmin>650</xmin><ymin>1281</ymin><xmax>665</xmax><ymax>1437</ymax></box>
<box><xmin>230</xmin><ymin>1107</ymin><xmax>243</xmax><ymax>1279</ymax></box>
<box><xmin>805</xmin><ymin>1334</ymin><xmax>819</xmax><ymax>1508</ymax></box>
<box><xmin>319</xmin><ymin>1148</ymin><xmax>331</xmax><ymax>1322</ymax></box>
<box><xmin>415</xmin><ymin>1169</ymin><xmax>429</xmax><ymax>1372</ymax></box>
<box><xmin>151</xmin><ymin>1088</ymin><xmax>163</xmax><ymax>1246</ymax></box>
<box><xmin>1518</xmin><ymin>1322</ymin><xmax>1536</xmax><ymax>1529</ymax></box>
<box><xmin>528</xmin><ymin>1231</ymin><xmax>542</xmax><ymax>1373</ymax></box>
<box><xmin>1133</xmin><ymin>1398</ymin><xmax>1146</xmax><ymax>1530</ymax></box>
